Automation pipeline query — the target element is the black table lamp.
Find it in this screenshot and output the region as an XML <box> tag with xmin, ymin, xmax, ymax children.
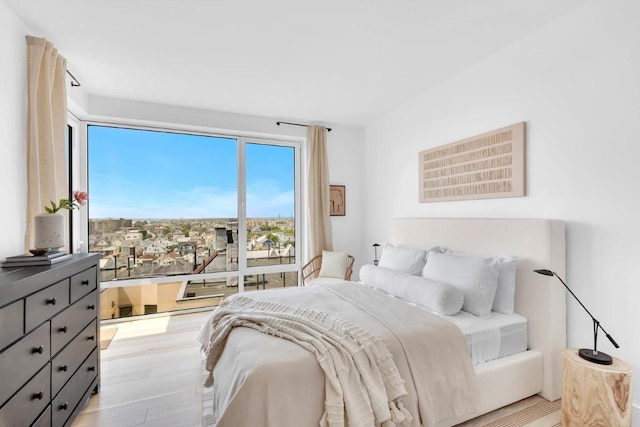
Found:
<box><xmin>534</xmin><ymin>269</ymin><xmax>619</xmax><ymax>365</ymax></box>
<box><xmin>372</xmin><ymin>243</ymin><xmax>380</xmax><ymax>266</ymax></box>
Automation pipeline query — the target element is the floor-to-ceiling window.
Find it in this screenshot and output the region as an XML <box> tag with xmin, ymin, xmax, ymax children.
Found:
<box><xmin>83</xmin><ymin>124</ymin><xmax>301</xmax><ymax>319</ymax></box>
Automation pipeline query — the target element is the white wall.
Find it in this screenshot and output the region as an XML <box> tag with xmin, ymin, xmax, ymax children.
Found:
<box><xmin>363</xmin><ymin>0</ymin><xmax>640</xmax><ymax>418</ymax></box>
<box><xmin>0</xmin><ymin>0</ymin><xmax>28</xmax><ymax>259</ymax></box>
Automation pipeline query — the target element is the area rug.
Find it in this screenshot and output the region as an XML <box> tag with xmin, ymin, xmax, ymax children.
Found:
<box><xmin>201</xmin><ymin>361</ymin><xmax>561</xmax><ymax>427</ymax></box>
<box><xmin>100</xmin><ymin>326</ymin><xmax>118</xmax><ymax>350</ymax></box>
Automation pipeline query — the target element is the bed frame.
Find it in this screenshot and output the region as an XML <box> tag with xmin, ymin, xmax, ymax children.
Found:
<box><xmin>391</xmin><ymin>218</ymin><xmax>566</xmax><ymax>425</ymax></box>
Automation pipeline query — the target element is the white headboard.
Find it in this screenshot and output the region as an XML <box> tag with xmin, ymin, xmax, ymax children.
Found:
<box><xmin>392</xmin><ymin>218</ymin><xmax>566</xmax><ymax>400</ymax></box>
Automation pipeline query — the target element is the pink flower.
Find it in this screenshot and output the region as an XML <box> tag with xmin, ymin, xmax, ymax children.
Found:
<box><xmin>73</xmin><ymin>191</ymin><xmax>89</xmax><ymax>206</ymax></box>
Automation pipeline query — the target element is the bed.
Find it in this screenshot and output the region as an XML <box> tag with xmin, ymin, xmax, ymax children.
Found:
<box><xmin>199</xmin><ymin>218</ymin><xmax>566</xmax><ymax>427</ymax></box>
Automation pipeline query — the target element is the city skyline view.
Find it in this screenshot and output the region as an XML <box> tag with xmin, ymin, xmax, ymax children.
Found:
<box><xmin>88</xmin><ymin>216</ymin><xmax>296</xmax><ymax>282</ymax></box>
<box><xmin>89</xmin><ymin>215</ymin><xmax>298</xmax><ymax>318</ymax></box>
<box><xmin>88</xmin><ymin>125</ymin><xmax>296</xmax><ymax>219</ymax></box>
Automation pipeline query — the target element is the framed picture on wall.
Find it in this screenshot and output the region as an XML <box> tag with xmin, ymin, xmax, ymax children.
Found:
<box><xmin>330</xmin><ymin>185</ymin><xmax>346</xmax><ymax>216</ymax></box>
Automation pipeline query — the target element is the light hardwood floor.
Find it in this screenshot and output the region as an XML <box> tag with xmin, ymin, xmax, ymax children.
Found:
<box><xmin>73</xmin><ymin>310</ymin><xmax>561</xmax><ymax>427</ymax></box>
<box><xmin>455</xmin><ymin>395</ymin><xmax>561</xmax><ymax>427</ymax></box>
<box><xmin>72</xmin><ymin>310</ymin><xmax>211</xmax><ymax>427</ymax></box>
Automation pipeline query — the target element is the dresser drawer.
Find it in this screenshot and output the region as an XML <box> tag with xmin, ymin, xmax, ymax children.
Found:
<box><xmin>0</xmin><ymin>363</ymin><xmax>50</xmax><ymax>426</ymax></box>
<box><xmin>25</xmin><ymin>279</ymin><xmax>70</xmax><ymax>332</ymax></box>
<box><xmin>52</xmin><ymin>319</ymin><xmax>98</xmax><ymax>397</ymax></box>
<box><xmin>32</xmin><ymin>405</ymin><xmax>52</xmax><ymax>427</ymax></box>
<box><xmin>0</xmin><ymin>300</ymin><xmax>23</xmax><ymax>351</ymax></box>
<box><xmin>70</xmin><ymin>266</ymin><xmax>97</xmax><ymax>303</ymax></box>
<box><xmin>0</xmin><ymin>322</ymin><xmax>50</xmax><ymax>407</ymax></box>
<box><xmin>52</xmin><ymin>348</ymin><xmax>98</xmax><ymax>427</ymax></box>
<box><xmin>51</xmin><ymin>291</ymin><xmax>98</xmax><ymax>355</ymax></box>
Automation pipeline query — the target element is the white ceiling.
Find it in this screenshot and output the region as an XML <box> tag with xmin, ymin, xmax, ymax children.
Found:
<box><xmin>6</xmin><ymin>0</ymin><xmax>589</xmax><ymax>127</ymax></box>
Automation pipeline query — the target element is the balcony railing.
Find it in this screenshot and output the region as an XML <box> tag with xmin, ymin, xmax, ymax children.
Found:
<box><xmin>99</xmin><ymin>270</ymin><xmax>299</xmax><ymax>320</ymax></box>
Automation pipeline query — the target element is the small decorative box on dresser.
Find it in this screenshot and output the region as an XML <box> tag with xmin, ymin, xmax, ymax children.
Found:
<box><xmin>0</xmin><ymin>254</ymin><xmax>100</xmax><ymax>427</ymax></box>
<box><xmin>562</xmin><ymin>348</ymin><xmax>632</xmax><ymax>427</ymax></box>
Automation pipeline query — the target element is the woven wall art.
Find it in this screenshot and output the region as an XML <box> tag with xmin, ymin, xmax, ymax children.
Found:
<box><xmin>419</xmin><ymin>122</ymin><xmax>526</xmax><ymax>203</ymax></box>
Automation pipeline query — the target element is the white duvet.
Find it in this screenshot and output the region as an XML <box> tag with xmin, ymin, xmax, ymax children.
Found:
<box><xmin>198</xmin><ymin>281</ymin><xmax>480</xmax><ymax>427</ymax></box>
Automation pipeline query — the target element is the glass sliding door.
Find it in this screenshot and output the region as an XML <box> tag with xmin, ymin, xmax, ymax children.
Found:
<box><xmin>84</xmin><ymin>125</ymin><xmax>301</xmax><ymax>319</ymax></box>
<box><xmin>243</xmin><ymin>140</ymin><xmax>299</xmax><ymax>291</ymax></box>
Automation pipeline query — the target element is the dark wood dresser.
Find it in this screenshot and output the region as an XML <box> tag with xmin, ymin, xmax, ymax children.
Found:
<box><xmin>0</xmin><ymin>253</ymin><xmax>100</xmax><ymax>427</ymax></box>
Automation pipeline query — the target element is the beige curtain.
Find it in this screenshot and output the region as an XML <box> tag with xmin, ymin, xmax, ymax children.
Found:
<box><xmin>25</xmin><ymin>36</ymin><xmax>68</xmax><ymax>249</ymax></box>
<box><xmin>306</xmin><ymin>125</ymin><xmax>333</xmax><ymax>257</ymax></box>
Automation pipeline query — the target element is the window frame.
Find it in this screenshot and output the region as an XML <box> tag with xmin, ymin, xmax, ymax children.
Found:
<box><xmin>67</xmin><ymin>112</ymin><xmax>84</xmax><ymax>253</ymax></box>
<box><xmin>75</xmin><ymin>119</ymin><xmax>303</xmax><ymax>293</ymax></box>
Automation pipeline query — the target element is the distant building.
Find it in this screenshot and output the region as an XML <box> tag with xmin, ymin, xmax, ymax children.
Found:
<box><xmin>89</xmin><ymin>218</ymin><xmax>133</xmax><ymax>235</ymax></box>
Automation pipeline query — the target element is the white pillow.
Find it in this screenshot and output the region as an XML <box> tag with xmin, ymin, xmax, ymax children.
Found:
<box><xmin>318</xmin><ymin>250</ymin><xmax>348</xmax><ymax>279</ymax></box>
<box><xmin>359</xmin><ymin>264</ymin><xmax>464</xmax><ymax>315</ymax></box>
<box><xmin>492</xmin><ymin>255</ymin><xmax>517</xmax><ymax>314</ymax></box>
<box><xmin>422</xmin><ymin>251</ymin><xmax>499</xmax><ymax>319</ymax></box>
<box><xmin>378</xmin><ymin>244</ymin><xmax>427</xmax><ymax>275</ymax></box>
<box><xmin>446</xmin><ymin>250</ymin><xmax>518</xmax><ymax>314</ymax></box>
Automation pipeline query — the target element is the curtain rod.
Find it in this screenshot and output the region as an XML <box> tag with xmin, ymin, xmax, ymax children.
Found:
<box><xmin>66</xmin><ymin>70</ymin><xmax>81</xmax><ymax>87</ymax></box>
<box><xmin>276</xmin><ymin>121</ymin><xmax>332</xmax><ymax>132</ymax></box>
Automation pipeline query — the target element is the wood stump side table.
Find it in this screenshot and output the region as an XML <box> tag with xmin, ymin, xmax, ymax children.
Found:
<box><xmin>562</xmin><ymin>348</ymin><xmax>632</xmax><ymax>427</ymax></box>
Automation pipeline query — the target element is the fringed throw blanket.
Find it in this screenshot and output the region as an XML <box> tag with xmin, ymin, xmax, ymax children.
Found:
<box><xmin>202</xmin><ymin>295</ymin><xmax>413</xmax><ymax>427</ymax></box>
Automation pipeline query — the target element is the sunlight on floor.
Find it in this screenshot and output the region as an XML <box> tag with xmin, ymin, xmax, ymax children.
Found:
<box><xmin>104</xmin><ymin>316</ymin><xmax>171</xmax><ymax>339</ymax></box>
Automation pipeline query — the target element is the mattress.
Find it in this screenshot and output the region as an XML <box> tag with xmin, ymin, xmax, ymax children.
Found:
<box><xmin>441</xmin><ymin>310</ymin><xmax>528</xmax><ymax>365</ymax></box>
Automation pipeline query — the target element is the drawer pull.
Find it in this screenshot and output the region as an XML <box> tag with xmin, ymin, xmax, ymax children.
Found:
<box><xmin>88</xmin><ymin>366</ymin><xmax>96</xmax><ymax>372</ymax></box>
<box><xmin>32</xmin><ymin>345</ymin><xmax>45</xmax><ymax>354</ymax></box>
<box><xmin>81</xmin><ymin>280</ymin><xmax>90</xmax><ymax>286</ymax></box>
<box><xmin>59</xmin><ymin>364</ymin><xmax>68</xmax><ymax>372</ymax></box>
<box><xmin>59</xmin><ymin>326</ymin><xmax>68</xmax><ymax>333</ymax></box>
<box><xmin>32</xmin><ymin>391</ymin><xmax>44</xmax><ymax>400</ymax></box>
<box><xmin>46</xmin><ymin>297</ymin><xmax>57</xmax><ymax>305</ymax></box>
<box><xmin>88</xmin><ymin>335</ymin><xmax>95</xmax><ymax>341</ymax></box>
<box><xmin>59</xmin><ymin>401</ymin><xmax>69</xmax><ymax>410</ymax></box>
<box><xmin>88</xmin><ymin>304</ymin><xmax>96</xmax><ymax>310</ymax></box>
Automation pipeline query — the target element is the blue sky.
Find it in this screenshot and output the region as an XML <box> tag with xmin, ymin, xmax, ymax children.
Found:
<box><xmin>88</xmin><ymin>126</ymin><xmax>295</xmax><ymax>219</ymax></box>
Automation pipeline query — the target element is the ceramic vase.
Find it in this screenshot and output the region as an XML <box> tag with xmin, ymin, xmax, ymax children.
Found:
<box><xmin>34</xmin><ymin>213</ymin><xmax>65</xmax><ymax>250</ymax></box>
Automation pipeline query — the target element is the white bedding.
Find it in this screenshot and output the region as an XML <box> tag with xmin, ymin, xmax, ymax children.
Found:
<box><xmin>202</xmin><ymin>295</ymin><xmax>414</xmax><ymax>427</ymax></box>
<box><xmin>199</xmin><ymin>282</ymin><xmax>480</xmax><ymax>427</ymax></box>
<box><xmin>364</xmin><ymin>286</ymin><xmax>528</xmax><ymax>366</ymax></box>
<box><xmin>357</xmin><ymin>282</ymin><xmax>527</xmax><ymax>365</ymax></box>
